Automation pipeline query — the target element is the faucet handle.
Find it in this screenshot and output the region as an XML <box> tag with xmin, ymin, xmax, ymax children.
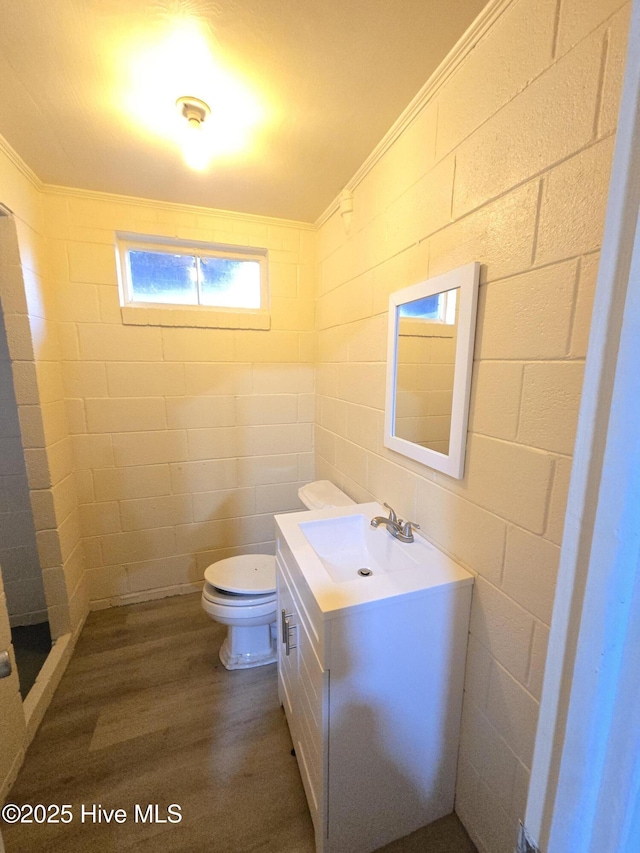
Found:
<box><xmin>399</xmin><ymin>519</ymin><xmax>420</xmax><ymax>540</ymax></box>
<box><xmin>383</xmin><ymin>502</ymin><xmax>398</xmax><ymax>523</ymax></box>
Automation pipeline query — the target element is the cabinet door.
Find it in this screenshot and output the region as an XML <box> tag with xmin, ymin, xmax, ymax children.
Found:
<box><xmin>276</xmin><ymin>555</ymin><xmax>327</xmax><ymax>840</ymax></box>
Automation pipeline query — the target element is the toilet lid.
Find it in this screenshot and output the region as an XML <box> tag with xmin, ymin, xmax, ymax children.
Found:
<box><xmin>298</xmin><ymin>480</ymin><xmax>355</xmax><ymax>510</ymax></box>
<box><xmin>204</xmin><ymin>554</ymin><xmax>276</xmax><ymax>595</ymax></box>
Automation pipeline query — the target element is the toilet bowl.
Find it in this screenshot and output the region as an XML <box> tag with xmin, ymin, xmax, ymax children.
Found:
<box><xmin>201</xmin><ymin>481</ymin><xmax>354</xmax><ymax>670</ymax></box>
<box><xmin>202</xmin><ymin>554</ymin><xmax>277</xmax><ymax>670</ymax></box>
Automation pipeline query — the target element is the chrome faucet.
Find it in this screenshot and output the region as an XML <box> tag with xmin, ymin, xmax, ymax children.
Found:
<box><xmin>370</xmin><ymin>503</ymin><xmax>420</xmax><ymax>543</ymax></box>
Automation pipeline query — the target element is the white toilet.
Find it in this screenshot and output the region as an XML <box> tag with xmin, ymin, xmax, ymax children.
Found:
<box><xmin>201</xmin><ymin>481</ymin><xmax>354</xmax><ymax>670</ymax></box>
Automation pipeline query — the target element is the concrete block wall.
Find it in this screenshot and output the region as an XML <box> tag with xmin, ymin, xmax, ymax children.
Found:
<box><xmin>0</xmin><ymin>202</ymin><xmax>79</xmax><ymax>641</ymax></box>
<box><xmin>42</xmin><ymin>191</ymin><xmax>316</xmax><ymax>606</ymax></box>
<box><xmin>0</xmin><ymin>142</ymin><xmax>83</xmax><ymax>800</ymax></box>
<box><xmin>8</xmin><ymin>221</ymin><xmax>84</xmax><ymax>639</ymax></box>
<box><xmin>0</xmin><ymin>299</ymin><xmax>45</xmax><ymax>626</ymax></box>
<box><xmin>314</xmin><ymin>1</ymin><xmax>630</xmax><ymax>851</ymax></box>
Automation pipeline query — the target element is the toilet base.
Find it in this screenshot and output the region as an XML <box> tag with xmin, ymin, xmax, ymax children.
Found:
<box><xmin>219</xmin><ymin>623</ymin><xmax>277</xmax><ymax>670</ymax></box>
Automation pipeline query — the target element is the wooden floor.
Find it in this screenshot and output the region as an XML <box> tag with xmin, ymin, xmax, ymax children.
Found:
<box><xmin>3</xmin><ymin>593</ymin><xmax>477</xmax><ymax>853</ymax></box>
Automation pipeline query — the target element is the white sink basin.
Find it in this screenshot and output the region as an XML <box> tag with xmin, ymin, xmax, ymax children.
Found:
<box><xmin>275</xmin><ymin>502</ymin><xmax>473</xmax><ymax>616</ymax></box>
<box><xmin>299</xmin><ymin>513</ymin><xmax>422</xmax><ymax>583</ymax></box>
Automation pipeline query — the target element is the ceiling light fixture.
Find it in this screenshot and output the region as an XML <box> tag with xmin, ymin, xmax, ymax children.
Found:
<box><xmin>176</xmin><ymin>95</ymin><xmax>211</xmax><ymax>170</ymax></box>
<box><xmin>176</xmin><ymin>95</ymin><xmax>210</xmax><ymax>128</ymax></box>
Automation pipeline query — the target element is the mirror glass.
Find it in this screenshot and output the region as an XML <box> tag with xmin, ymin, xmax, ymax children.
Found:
<box><xmin>394</xmin><ymin>288</ymin><xmax>458</xmax><ymax>455</ymax></box>
<box><xmin>384</xmin><ymin>264</ymin><xmax>479</xmax><ymax>479</ymax></box>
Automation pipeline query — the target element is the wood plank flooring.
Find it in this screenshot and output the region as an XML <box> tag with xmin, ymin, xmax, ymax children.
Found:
<box><xmin>2</xmin><ymin>593</ymin><xmax>477</xmax><ymax>853</ymax></box>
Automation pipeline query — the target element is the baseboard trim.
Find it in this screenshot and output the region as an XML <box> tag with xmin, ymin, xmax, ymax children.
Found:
<box><xmin>0</xmin><ymin>746</ymin><xmax>26</xmax><ymax>806</ymax></box>
<box><xmin>89</xmin><ymin>581</ymin><xmax>203</xmax><ymax>611</ymax></box>
<box><xmin>22</xmin><ymin>631</ymin><xmax>75</xmax><ymax>744</ymax></box>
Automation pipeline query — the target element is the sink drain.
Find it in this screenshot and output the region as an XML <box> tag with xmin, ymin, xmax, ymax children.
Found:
<box><xmin>357</xmin><ymin>568</ymin><xmax>373</xmax><ymax>577</ymax></box>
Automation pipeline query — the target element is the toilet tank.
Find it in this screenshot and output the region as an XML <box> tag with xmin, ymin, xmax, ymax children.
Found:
<box><xmin>298</xmin><ymin>480</ymin><xmax>355</xmax><ymax>511</ymax></box>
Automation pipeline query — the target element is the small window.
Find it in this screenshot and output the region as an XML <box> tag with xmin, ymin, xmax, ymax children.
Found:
<box><xmin>398</xmin><ymin>289</ymin><xmax>457</xmax><ymax>325</ymax></box>
<box><xmin>116</xmin><ymin>235</ymin><xmax>269</xmax><ymax>329</ymax></box>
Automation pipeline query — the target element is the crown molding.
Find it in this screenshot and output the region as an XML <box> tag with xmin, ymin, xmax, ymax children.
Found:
<box><xmin>0</xmin><ymin>132</ymin><xmax>314</xmax><ymax>233</ymax></box>
<box><xmin>314</xmin><ymin>0</ymin><xmax>515</xmax><ymax>229</ymax></box>
<box><xmin>43</xmin><ymin>183</ymin><xmax>316</xmax><ymax>231</ymax></box>
<box><xmin>0</xmin><ymin>132</ymin><xmax>43</xmax><ymax>191</ymax></box>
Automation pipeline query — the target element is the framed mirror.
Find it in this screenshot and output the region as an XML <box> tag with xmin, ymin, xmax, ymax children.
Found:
<box><xmin>384</xmin><ymin>262</ymin><xmax>480</xmax><ymax>478</ymax></box>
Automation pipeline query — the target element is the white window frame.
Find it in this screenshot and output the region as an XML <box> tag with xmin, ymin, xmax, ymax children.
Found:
<box><xmin>115</xmin><ymin>233</ymin><xmax>270</xmax><ymax>330</ymax></box>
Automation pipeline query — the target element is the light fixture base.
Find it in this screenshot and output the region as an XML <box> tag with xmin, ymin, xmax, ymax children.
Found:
<box><xmin>176</xmin><ymin>96</ymin><xmax>211</xmax><ymax>125</ymax></box>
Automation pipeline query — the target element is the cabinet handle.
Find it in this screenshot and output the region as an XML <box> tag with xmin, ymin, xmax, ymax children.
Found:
<box><xmin>281</xmin><ymin>609</ymin><xmax>293</xmax><ymax>644</ymax></box>
<box><xmin>284</xmin><ymin>617</ymin><xmax>297</xmax><ymax>656</ymax></box>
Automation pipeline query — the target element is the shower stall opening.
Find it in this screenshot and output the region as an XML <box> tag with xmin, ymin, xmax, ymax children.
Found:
<box><xmin>0</xmin><ymin>300</ymin><xmax>51</xmax><ymax>697</ymax></box>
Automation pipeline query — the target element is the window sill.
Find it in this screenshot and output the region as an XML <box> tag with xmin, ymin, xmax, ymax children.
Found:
<box><xmin>399</xmin><ymin>319</ymin><xmax>455</xmax><ymax>338</ymax></box>
<box><xmin>120</xmin><ymin>304</ymin><xmax>271</xmax><ymax>330</ymax></box>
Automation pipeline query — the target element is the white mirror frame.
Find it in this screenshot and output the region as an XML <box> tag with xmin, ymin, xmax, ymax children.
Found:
<box><xmin>384</xmin><ymin>262</ymin><xmax>480</xmax><ymax>479</ymax></box>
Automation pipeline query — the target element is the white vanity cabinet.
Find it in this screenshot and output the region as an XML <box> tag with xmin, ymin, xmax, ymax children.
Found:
<box><xmin>277</xmin><ymin>548</ymin><xmax>328</xmax><ymax>833</ymax></box>
<box><xmin>275</xmin><ymin>504</ymin><xmax>474</xmax><ymax>853</ymax></box>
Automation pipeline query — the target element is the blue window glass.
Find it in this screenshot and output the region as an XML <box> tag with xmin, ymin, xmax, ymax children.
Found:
<box><xmin>129</xmin><ymin>251</ymin><xmax>197</xmax><ymax>305</ymax></box>
<box><xmin>126</xmin><ymin>248</ymin><xmax>262</xmax><ymax>309</ymax></box>
<box><xmin>399</xmin><ymin>294</ymin><xmax>441</xmax><ymax>319</ymax></box>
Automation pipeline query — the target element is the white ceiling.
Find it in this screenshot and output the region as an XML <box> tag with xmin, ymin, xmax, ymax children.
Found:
<box><xmin>0</xmin><ymin>0</ymin><xmax>487</xmax><ymax>222</ymax></box>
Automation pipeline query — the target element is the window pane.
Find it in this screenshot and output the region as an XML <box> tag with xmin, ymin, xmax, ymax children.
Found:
<box><xmin>200</xmin><ymin>257</ymin><xmax>261</xmax><ymax>308</ymax></box>
<box><xmin>399</xmin><ymin>294</ymin><xmax>442</xmax><ymax>319</ymax></box>
<box><xmin>129</xmin><ymin>250</ymin><xmax>198</xmax><ymax>305</ymax></box>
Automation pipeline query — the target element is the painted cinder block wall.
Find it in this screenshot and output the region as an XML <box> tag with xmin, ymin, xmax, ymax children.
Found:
<box><xmin>42</xmin><ymin>191</ymin><xmax>316</xmax><ymax>606</ymax></box>
<box><xmin>314</xmin><ymin>1</ymin><xmax>630</xmax><ymax>851</ymax></box>
<box><xmin>0</xmin><ymin>146</ymin><xmax>83</xmax><ymax>801</ymax></box>
<box><xmin>0</xmin><ymin>303</ymin><xmax>45</xmax><ymax>626</ymax></box>
<box><xmin>0</xmin><ymin>153</ymin><xmax>316</xmax><ymax>792</ymax></box>
<box><xmin>0</xmin><ymin>0</ymin><xmax>632</xmax><ymax>845</ymax></box>
<box><xmin>0</xmin><ymin>162</ymin><xmax>82</xmax><ymax>642</ymax></box>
